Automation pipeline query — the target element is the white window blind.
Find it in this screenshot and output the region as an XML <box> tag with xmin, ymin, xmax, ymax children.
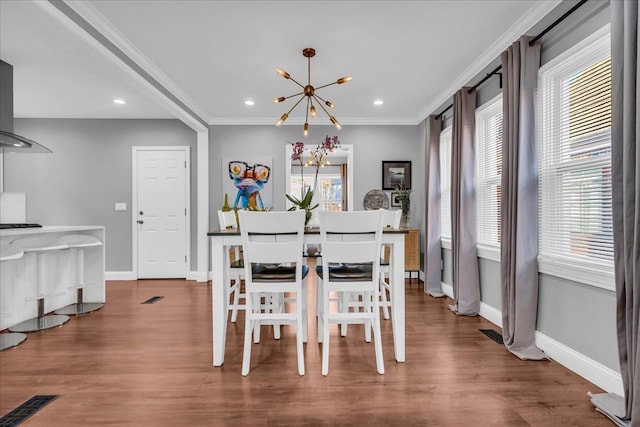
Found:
<box><xmin>476</xmin><ymin>95</ymin><xmax>503</xmax><ymax>250</ymax></box>
<box><xmin>538</xmin><ymin>30</ymin><xmax>613</xmax><ymax>277</ymax></box>
<box><xmin>440</xmin><ymin>126</ymin><xmax>452</xmax><ymax>240</ymax></box>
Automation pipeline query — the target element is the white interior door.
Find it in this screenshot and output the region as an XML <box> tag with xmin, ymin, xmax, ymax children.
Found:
<box><xmin>135</xmin><ymin>148</ymin><xmax>188</xmax><ymax>278</ymax></box>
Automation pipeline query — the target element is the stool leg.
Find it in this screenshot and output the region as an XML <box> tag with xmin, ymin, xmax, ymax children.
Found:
<box><xmin>55</xmin><ymin>249</ymin><xmax>103</xmax><ymax>316</ymax></box>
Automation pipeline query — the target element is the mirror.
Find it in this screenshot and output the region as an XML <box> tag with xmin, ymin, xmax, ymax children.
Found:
<box><xmin>285</xmin><ymin>144</ymin><xmax>354</xmax><ymax>211</ymax></box>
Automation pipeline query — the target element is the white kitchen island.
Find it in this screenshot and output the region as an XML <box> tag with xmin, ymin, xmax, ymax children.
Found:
<box><xmin>0</xmin><ymin>226</ymin><xmax>105</xmax><ymax>330</ymax></box>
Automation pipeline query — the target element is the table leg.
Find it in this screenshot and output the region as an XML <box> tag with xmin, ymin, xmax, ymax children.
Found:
<box><xmin>212</xmin><ymin>237</ymin><xmax>229</xmax><ymax>366</ymax></box>
<box><xmin>390</xmin><ymin>237</ymin><xmax>406</xmax><ymax>362</ymax></box>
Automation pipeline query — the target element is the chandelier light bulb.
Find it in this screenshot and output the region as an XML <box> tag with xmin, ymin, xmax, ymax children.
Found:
<box><xmin>310</xmin><ymin>105</ymin><xmax>316</xmax><ymax>117</ymax></box>
<box><xmin>274</xmin><ymin>97</ymin><xmax>285</xmax><ymax>103</ymax></box>
<box><xmin>276</xmin><ymin>113</ymin><xmax>288</xmax><ymax>127</ymax></box>
<box><xmin>304</xmin><ymin>123</ymin><xmax>309</xmax><ymax>137</ymax></box>
<box><xmin>276</xmin><ymin>68</ymin><xmax>290</xmax><ymax>79</ymax></box>
<box><xmin>337</xmin><ymin>76</ymin><xmax>353</xmax><ymax>84</ymax></box>
<box><xmin>325</xmin><ymin>101</ymin><xmax>334</xmax><ymax>108</ymax></box>
<box><xmin>330</xmin><ymin>116</ymin><xmax>341</xmax><ymax>130</ymax></box>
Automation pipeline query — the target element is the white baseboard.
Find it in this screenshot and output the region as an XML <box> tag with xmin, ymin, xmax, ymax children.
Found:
<box><xmin>441</xmin><ymin>282</ymin><xmax>622</xmax><ymax>394</ymax></box>
<box><xmin>105</xmin><ymin>271</ymin><xmax>135</xmax><ymax>281</ymax></box>
<box><xmin>534</xmin><ymin>331</ymin><xmax>623</xmax><ymax>395</ymax></box>
<box><xmin>188</xmin><ymin>271</ymin><xmax>209</xmax><ymax>282</ymax></box>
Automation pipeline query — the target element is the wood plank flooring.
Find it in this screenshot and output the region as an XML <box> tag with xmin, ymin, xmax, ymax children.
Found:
<box><xmin>0</xmin><ymin>264</ymin><xmax>610</xmax><ymax>426</ymax></box>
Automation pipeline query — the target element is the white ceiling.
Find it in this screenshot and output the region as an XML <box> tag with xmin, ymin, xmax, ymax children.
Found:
<box><xmin>0</xmin><ymin>0</ymin><xmax>560</xmax><ymax>130</ymax></box>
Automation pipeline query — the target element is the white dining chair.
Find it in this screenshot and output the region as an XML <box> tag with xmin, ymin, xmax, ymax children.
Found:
<box><xmin>239</xmin><ymin>210</ymin><xmax>308</xmax><ymax>376</ymax></box>
<box><xmin>316</xmin><ymin>210</ymin><xmax>385</xmax><ymax>375</ymax></box>
<box><xmin>217</xmin><ymin>209</ymin><xmax>244</xmax><ymax>323</ymax></box>
<box><xmin>0</xmin><ymin>240</ymin><xmax>27</xmax><ymax>350</ymax></box>
<box><xmin>379</xmin><ymin>209</ymin><xmax>401</xmax><ymax>320</ymax></box>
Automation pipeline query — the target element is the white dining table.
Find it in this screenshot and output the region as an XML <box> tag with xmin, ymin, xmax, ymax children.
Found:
<box><xmin>208</xmin><ymin>227</ymin><xmax>407</xmax><ymax>366</ymax></box>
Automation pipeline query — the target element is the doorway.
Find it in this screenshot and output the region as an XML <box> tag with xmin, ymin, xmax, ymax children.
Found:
<box><xmin>132</xmin><ymin>146</ymin><xmax>190</xmax><ymax>278</ymax></box>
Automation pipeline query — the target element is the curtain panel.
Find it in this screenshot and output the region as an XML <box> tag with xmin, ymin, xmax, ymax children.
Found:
<box><xmin>449</xmin><ymin>88</ymin><xmax>480</xmax><ymax>316</ymax></box>
<box><xmin>499</xmin><ymin>35</ymin><xmax>546</xmax><ymax>361</ymax></box>
<box><xmin>590</xmin><ymin>2</ymin><xmax>640</xmax><ymax>425</ymax></box>
<box><xmin>425</xmin><ymin>115</ymin><xmax>445</xmax><ymax>297</ymax></box>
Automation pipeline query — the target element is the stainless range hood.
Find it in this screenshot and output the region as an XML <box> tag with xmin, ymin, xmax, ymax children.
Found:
<box><xmin>0</xmin><ymin>60</ymin><xmax>51</xmax><ymax>153</ymax></box>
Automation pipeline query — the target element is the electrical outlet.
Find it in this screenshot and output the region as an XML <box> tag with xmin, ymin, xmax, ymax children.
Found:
<box><xmin>115</xmin><ymin>202</ymin><xmax>127</xmax><ymax>212</ymax></box>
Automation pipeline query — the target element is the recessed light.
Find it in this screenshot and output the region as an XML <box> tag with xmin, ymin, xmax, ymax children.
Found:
<box><xmin>244</xmin><ymin>100</ymin><xmax>255</xmax><ymax>106</ymax></box>
<box><xmin>113</xmin><ymin>98</ymin><xmax>126</xmax><ymax>105</ymax></box>
<box><xmin>373</xmin><ymin>99</ymin><xmax>384</xmax><ymax>106</ymax></box>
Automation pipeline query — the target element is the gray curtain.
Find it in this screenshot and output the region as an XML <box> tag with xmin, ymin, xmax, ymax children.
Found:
<box><xmin>449</xmin><ymin>88</ymin><xmax>480</xmax><ymax>315</ymax></box>
<box><xmin>500</xmin><ymin>36</ymin><xmax>546</xmax><ymax>360</ymax></box>
<box><xmin>590</xmin><ymin>2</ymin><xmax>640</xmax><ymax>425</ymax></box>
<box><xmin>425</xmin><ymin>115</ymin><xmax>445</xmax><ymax>298</ymax></box>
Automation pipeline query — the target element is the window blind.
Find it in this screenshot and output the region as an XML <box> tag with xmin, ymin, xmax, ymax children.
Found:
<box><xmin>538</xmin><ymin>32</ymin><xmax>613</xmax><ymax>271</ymax></box>
<box><xmin>476</xmin><ymin>96</ymin><xmax>503</xmax><ymax>249</ymax></box>
<box><xmin>440</xmin><ymin>127</ymin><xmax>452</xmax><ymax>240</ymax></box>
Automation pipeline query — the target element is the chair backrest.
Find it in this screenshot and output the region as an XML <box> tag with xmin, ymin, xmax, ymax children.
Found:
<box><xmin>319</xmin><ymin>210</ymin><xmax>384</xmax><ymax>276</ymax></box>
<box><xmin>218</xmin><ymin>210</ymin><xmax>237</xmax><ymax>230</ymax></box>
<box><xmin>380</xmin><ymin>209</ymin><xmax>401</xmax><ymax>230</ymax></box>
<box><xmin>238</xmin><ymin>210</ymin><xmax>306</xmax><ymax>281</ymax></box>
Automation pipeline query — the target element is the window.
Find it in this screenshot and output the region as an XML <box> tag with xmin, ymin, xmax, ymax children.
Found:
<box><xmin>476</xmin><ymin>95</ymin><xmax>503</xmax><ymax>255</ymax></box>
<box><xmin>538</xmin><ymin>28</ymin><xmax>613</xmax><ymax>288</ymax></box>
<box><xmin>440</xmin><ymin>126</ymin><xmax>452</xmax><ymax>243</ymax></box>
<box><xmin>290</xmin><ymin>175</ymin><xmax>343</xmax><ymax>211</ymax></box>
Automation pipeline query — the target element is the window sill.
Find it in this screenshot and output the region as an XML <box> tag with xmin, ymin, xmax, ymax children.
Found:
<box><xmin>537</xmin><ymin>256</ymin><xmax>614</xmax><ymax>291</ymax></box>
<box><xmin>441</xmin><ymin>238</ymin><xmax>451</xmax><ymax>250</ymax></box>
<box><xmin>477</xmin><ymin>245</ymin><xmax>500</xmax><ymax>262</ymax></box>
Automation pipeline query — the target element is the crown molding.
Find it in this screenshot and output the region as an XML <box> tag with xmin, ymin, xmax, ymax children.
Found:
<box><xmin>208</xmin><ymin>116</ymin><xmax>419</xmax><ymax>126</ymax></box>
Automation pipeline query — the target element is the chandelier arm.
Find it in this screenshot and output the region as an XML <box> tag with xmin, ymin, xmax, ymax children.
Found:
<box><xmin>281</xmin><ymin>91</ymin><xmax>305</xmax><ymax>101</ymax></box>
<box><xmin>284</xmin><ymin>94</ymin><xmax>307</xmax><ymax>116</ymax></box>
<box><xmin>287</xmin><ymin>76</ymin><xmax>306</xmax><ymax>89</ymax></box>
<box><xmin>314</xmin><ymin>81</ymin><xmax>340</xmax><ymax>91</ymax></box>
<box><xmin>313</xmin><ymin>93</ymin><xmax>334</xmax><ymax>108</ymax></box>
<box><xmin>305</xmin><ymin>97</ymin><xmax>310</xmax><ymax>123</ymax></box>
<box><xmin>312</xmin><ymin>95</ymin><xmax>333</xmax><ymax>118</ymax></box>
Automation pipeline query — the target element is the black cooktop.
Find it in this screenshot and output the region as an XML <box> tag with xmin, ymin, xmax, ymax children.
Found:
<box><xmin>0</xmin><ymin>223</ymin><xmax>42</xmax><ymax>229</ymax></box>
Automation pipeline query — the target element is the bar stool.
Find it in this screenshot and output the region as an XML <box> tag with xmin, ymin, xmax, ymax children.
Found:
<box><xmin>9</xmin><ymin>236</ymin><xmax>71</xmax><ymax>332</ymax></box>
<box><xmin>0</xmin><ymin>241</ymin><xmax>27</xmax><ymax>350</ymax></box>
<box><xmin>54</xmin><ymin>234</ymin><xmax>104</xmax><ymax>316</ymax></box>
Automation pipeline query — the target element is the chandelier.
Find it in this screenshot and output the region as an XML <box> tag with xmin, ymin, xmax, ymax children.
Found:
<box><xmin>274</xmin><ymin>48</ymin><xmax>352</xmax><ymax>137</ymax></box>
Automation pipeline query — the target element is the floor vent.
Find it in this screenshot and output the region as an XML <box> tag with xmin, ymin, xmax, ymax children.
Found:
<box><xmin>480</xmin><ymin>329</ymin><xmax>504</xmax><ymax>344</ymax></box>
<box><xmin>142</xmin><ymin>296</ymin><xmax>164</xmax><ymax>304</ymax></box>
<box><xmin>0</xmin><ymin>395</ymin><xmax>59</xmax><ymax>427</ymax></box>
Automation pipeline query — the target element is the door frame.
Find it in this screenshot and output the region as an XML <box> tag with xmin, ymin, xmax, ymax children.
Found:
<box><xmin>132</xmin><ymin>146</ymin><xmax>191</xmax><ymax>279</ymax></box>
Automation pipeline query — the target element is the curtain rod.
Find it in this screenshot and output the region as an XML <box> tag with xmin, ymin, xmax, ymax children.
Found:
<box><xmin>435</xmin><ymin>0</ymin><xmax>589</xmax><ymax>119</ymax></box>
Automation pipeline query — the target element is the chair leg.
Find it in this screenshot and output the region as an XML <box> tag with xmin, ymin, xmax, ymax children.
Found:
<box><xmin>364</xmin><ymin>291</ymin><xmax>372</xmax><ymax>343</ymax></box>
<box><xmin>380</xmin><ymin>273</ymin><xmax>390</xmax><ymax>320</ymax></box>
<box><xmin>316</xmin><ymin>278</ymin><xmax>323</xmax><ymax>343</ymax></box>
<box><xmin>296</xmin><ymin>286</ymin><xmax>305</xmax><ymax>376</ymax></box>
<box><xmin>340</xmin><ymin>293</ymin><xmax>349</xmax><ymax>337</ymax></box>
<box><xmin>373</xmin><ymin>296</ymin><xmax>385</xmax><ymax>375</ymax></box>
<box><xmin>241</xmin><ymin>291</ymin><xmax>254</xmax><ymax>376</ymax></box>
<box><xmin>301</xmin><ymin>281</ymin><xmax>308</xmax><ymax>343</ymax></box>
<box><xmin>321</xmin><ymin>285</ymin><xmax>331</xmax><ymax>376</ymax></box>
<box><xmin>230</xmin><ymin>275</ymin><xmax>241</xmax><ymax>323</ymax></box>
<box><xmin>253</xmin><ymin>294</ymin><xmax>262</xmax><ymax>344</ymax></box>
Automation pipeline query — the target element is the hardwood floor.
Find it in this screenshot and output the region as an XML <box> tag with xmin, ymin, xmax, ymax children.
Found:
<box><xmin>0</xmin><ymin>264</ymin><xmax>610</xmax><ymax>426</ymax></box>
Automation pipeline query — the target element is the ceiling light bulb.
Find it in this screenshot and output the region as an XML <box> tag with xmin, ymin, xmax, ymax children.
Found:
<box><xmin>325</xmin><ymin>101</ymin><xmax>334</xmax><ymax>108</ymax></box>
<box><xmin>310</xmin><ymin>105</ymin><xmax>316</xmax><ymax>117</ymax></box>
<box><xmin>274</xmin><ymin>97</ymin><xmax>285</xmax><ymax>103</ymax></box>
<box><xmin>374</xmin><ymin>99</ymin><xmax>384</xmax><ymax>105</ymax></box>
<box><xmin>303</xmin><ymin>123</ymin><xmax>309</xmax><ymax>137</ymax></box>
<box><xmin>337</xmin><ymin>76</ymin><xmax>353</xmax><ymax>84</ymax></box>
<box><xmin>276</xmin><ymin>113</ymin><xmax>288</xmax><ymax>127</ymax></box>
<box><xmin>244</xmin><ymin>100</ymin><xmax>255</xmax><ymax>106</ymax></box>
<box><xmin>113</xmin><ymin>98</ymin><xmax>126</xmax><ymax>105</ymax></box>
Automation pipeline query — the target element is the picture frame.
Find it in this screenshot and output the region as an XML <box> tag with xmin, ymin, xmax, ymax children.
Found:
<box><xmin>390</xmin><ymin>192</ymin><xmax>401</xmax><ymax>207</ymax></box>
<box><xmin>382</xmin><ymin>161</ymin><xmax>411</xmax><ymax>190</ymax></box>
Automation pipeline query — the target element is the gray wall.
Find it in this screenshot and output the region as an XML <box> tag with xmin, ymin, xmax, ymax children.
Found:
<box><xmin>438</xmin><ymin>0</ymin><xmax>618</xmax><ymax>372</ymax></box>
<box><xmin>3</xmin><ymin>118</ymin><xmax>198</xmax><ymax>271</ymax></box>
<box><xmin>209</xmin><ymin>124</ymin><xmax>424</xmax><ymax>228</ymax></box>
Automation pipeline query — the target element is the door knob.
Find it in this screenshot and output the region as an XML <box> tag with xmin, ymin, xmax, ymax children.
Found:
<box><xmin>137</xmin><ymin>220</ymin><xmax>144</xmax><ymax>224</ymax></box>
<box><xmin>139</xmin><ymin>211</ymin><xmax>144</xmax><ymax>215</ymax></box>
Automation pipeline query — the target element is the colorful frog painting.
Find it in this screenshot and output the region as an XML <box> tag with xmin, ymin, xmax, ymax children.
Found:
<box><xmin>228</xmin><ymin>161</ymin><xmax>271</xmax><ymax>209</ymax></box>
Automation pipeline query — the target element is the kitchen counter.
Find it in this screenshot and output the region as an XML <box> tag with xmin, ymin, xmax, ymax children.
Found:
<box><xmin>0</xmin><ymin>226</ymin><xmax>105</xmax><ymax>330</ymax></box>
